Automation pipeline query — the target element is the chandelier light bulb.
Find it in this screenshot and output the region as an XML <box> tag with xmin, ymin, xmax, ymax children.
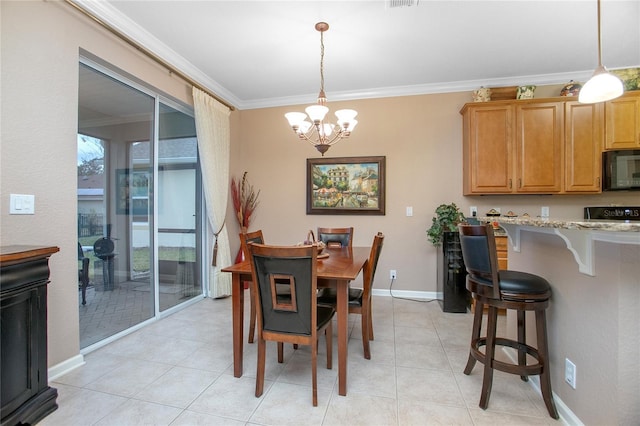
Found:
<box><xmin>305</xmin><ymin>104</ymin><xmax>329</xmax><ymax>123</ymax></box>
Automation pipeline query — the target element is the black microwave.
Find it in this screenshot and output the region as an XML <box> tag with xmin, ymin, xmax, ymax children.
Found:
<box><xmin>603</xmin><ymin>150</ymin><xmax>640</xmax><ymax>191</ymax></box>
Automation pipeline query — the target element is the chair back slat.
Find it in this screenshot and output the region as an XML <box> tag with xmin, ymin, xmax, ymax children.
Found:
<box><xmin>458</xmin><ymin>224</ymin><xmax>501</xmax><ymax>300</ymax></box>
<box><xmin>240</xmin><ymin>229</ymin><xmax>264</xmax><ymax>260</ymax></box>
<box><xmin>249</xmin><ymin>243</ymin><xmax>317</xmax><ymax>336</ymax></box>
<box><xmin>362</xmin><ymin>232</ymin><xmax>384</xmax><ymax>298</ymax></box>
<box><xmin>317</xmin><ymin>227</ymin><xmax>354</xmax><ymax>248</ymax></box>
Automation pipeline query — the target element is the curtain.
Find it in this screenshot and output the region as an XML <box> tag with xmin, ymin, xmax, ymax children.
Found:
<box><xmin>193</xmin><ymin>87</ymin><xmax>232</xmax><ymax>298</ymax></box>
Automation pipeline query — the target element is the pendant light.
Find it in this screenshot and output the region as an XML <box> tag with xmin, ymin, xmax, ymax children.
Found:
<box><xmin>579</xmin><ymin>0</ymin><xmax>623</xmax><ymax>103</ymax></box>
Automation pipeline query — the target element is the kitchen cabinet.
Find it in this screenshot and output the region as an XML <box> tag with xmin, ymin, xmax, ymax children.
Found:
<box><xmin>462</xmin><ymin>103</ymin><xmax>514</xmax><ymax>194</ymax></box>
<box><xmin>605</xmin><ymin>91</ymin><xmax>640</xmax><ymax>149</ymax></box>
<box><xmin>461</xmin><ymin>97</ymin><xmax>602</xmax><ymax>195</ymax></box>
<box><xmin>515</xmin><ymin>102</ymin><xmax>563</xmax><ymax>193</ymax></box>
<box><xmin>1</xmin><ymin>246</ymin><xmax>59</xmax><ymax>426</ymax></box>
<box><xmin>495</xmin><ymin>235</ymin><xmax>508</xmax><ymax>270</ymax></box>
<box><xmin>564</xmin><ymin>101</ymin><xmax>603</xmax><ymax>192</ymax></box>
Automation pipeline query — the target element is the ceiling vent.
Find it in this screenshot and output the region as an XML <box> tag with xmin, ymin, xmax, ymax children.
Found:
<box><xmin>386</xmin><ymin>0</ymin><xmax>419</xmax><ymax>8</ymax></box>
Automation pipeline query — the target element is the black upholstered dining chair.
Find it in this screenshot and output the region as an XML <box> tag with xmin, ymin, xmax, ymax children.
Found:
<box><xmin>457</xmin><ymin>223</ymin><xmax>558</xmax><ymax>419</ymax></box>
<box><xmin>247</xmin><ymin>242</ymin><xmax>334</xmax><ymax>406</ymax></box>
<box><xmin>316</xmin><ymin>227</ymin><xmax>354</xmax><ymax>248</ymax></box>
<box><xmin>317</xmin><ymin>232</ymin><xmax>384</xmax><ymax>359</ymax></box>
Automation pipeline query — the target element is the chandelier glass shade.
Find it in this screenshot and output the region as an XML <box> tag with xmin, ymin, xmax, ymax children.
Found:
<box><xmin>285</xmin><ymin>22</ymin><xmax>358</xmax><ymax>155</ymax></box>
<box><xmin>578</xmin><ymin>0</ymin><xmax>623</xmax><ymax>104</ymax></box>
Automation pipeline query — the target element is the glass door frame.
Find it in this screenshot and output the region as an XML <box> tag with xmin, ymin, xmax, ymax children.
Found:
<box><xmin>78</xmin><ymin>56</ymin><xmax>206</xmax><ymax>353</ymax></box>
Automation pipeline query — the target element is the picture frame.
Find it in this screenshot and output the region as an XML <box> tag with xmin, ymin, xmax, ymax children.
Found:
<box><xmin>306</xmin><ymin>156</ymin><xmax>386</xmax><ymax>215</ymax></box>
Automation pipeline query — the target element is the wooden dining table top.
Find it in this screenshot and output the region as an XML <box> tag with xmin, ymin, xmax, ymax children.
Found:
<box><xmin>222</xmin><ymin>246</ymin><xmax>370</xmax><ymax>281</ymax></box>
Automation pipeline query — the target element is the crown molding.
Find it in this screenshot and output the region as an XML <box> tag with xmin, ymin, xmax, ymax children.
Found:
<box><xmin>71</xmin><ymin>0</ymin><xmax>241</xmax><ymax>108</ymax></box>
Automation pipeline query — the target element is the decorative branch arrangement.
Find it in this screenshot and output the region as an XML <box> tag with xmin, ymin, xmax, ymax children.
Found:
<box><xmin>231</xmin><ymin>171</ymin><xmax>260</xmax><ymax>230</ymax></box>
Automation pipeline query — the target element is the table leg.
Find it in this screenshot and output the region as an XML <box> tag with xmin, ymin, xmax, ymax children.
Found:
<box><xmin>337</xmin><ymin>279</ymin><xmax>348</xmax><ymax>396</ymax></box>
<box><xmin>232</xmin><ymin>272</ymin><xmax>245</xmax><ymax>377</ymax></box>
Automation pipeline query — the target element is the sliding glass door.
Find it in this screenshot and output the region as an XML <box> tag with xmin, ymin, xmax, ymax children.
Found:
<box><xmin>77</xmin><ymin>61</ymin><xmax>203</xmax><ymax>349</ymax></box>
<box><xmin>157</xmin><ymin>103</ymin><xmax>201</xmax><ymax>311</ymax></box>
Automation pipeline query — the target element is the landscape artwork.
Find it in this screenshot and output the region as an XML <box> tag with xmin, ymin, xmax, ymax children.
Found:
<box><xmin>306</xmin><ymin>156</ymin><xmax>385</xmax><ymax>215</ymax></box>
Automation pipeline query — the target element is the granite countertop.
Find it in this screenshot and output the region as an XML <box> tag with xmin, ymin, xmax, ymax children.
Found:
<box><xmin>479</xmin><ymin>216</ymin><xmax>640</xmax><ymax>232</ymax></box>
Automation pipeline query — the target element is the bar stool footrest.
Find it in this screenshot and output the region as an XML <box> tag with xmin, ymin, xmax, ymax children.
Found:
<box><xmin>469</xmin><ymin>337</ymin><xmax>544</xmax><ymax>377</ymax></box>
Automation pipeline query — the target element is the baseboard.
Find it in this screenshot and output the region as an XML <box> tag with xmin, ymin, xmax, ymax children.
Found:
<box><xmin>48</xmin><ymin>354</ymin><xmax>85</xmax><ymax>381</ymax></box>
<box><xmin>372</xmin><ymin>288</ymin><xmax>439</xmax><ymax>301</ymax></box>
<box><xmin>502</xmin><ymin>347</ymin><xmax>583</xmax><ymax>426</ymax></box>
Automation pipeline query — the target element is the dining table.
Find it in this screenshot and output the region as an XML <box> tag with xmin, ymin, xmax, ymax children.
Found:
<box><xmin>221</xmin><ymin>245</ymin><xmax>370</xmax><ymax>396</ymax></box>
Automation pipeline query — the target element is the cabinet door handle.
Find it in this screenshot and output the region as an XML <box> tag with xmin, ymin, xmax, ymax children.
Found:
<box><xmin>509</xmin><ymin>179</ymin><xmax>512</xmax><ymax>189</ymax></box>
<box><xmin>519</xmin><ymin>178</ymin><xmax>522</xmax><ymax>188</ymax></box>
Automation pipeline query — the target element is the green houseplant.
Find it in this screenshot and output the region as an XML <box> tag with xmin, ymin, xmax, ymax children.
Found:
<box><xmin>427</xmin><ymin>203</ymin><xmax>466</xmax><ymax>245</ymax></box>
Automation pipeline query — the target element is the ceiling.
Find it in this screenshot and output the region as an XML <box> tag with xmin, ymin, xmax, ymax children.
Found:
<box><xmin>74</xmin><ymin>0</ymin><xmax>640</xmax><ymax>110</ymax></box>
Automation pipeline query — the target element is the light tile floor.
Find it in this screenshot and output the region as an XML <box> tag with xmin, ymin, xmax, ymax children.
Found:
<box><xmin>42</xmin><ymin>294</ymin><xmax>562</xmax><ymax>425</ymax></box>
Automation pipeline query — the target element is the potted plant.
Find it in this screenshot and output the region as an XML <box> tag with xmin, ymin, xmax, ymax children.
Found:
<box><xmin>426</xmin><ymin>203</ymin><xmax>466</xmax><ymax>245</ymax></box>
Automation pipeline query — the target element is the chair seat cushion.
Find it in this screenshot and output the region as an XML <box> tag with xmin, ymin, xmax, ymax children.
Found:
<box><xmin>316</xmin><ymin>287</ymin><xmax>363</xmax><ymax>307</ymax></box>
<box><xmin>317</xmin><ymin>304</ymin><xmax>336</xmax><ymax>329</ymax></box>
<box><xmin>498</xmin><ymin>270</ymin><xmax>551</xmax><ymax>294</ymax></box>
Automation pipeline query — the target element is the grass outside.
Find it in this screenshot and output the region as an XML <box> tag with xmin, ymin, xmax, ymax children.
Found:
<box><xmin>79</xmin><ymin>236</ymin><xmax>195</xmax><ymax>273</ymax></box>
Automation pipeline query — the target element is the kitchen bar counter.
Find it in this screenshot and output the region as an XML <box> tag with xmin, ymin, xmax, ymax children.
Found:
<box><xmin>478</xmin><ymin>216</ymin><xmax>640</xmax><ymax>276</ymax></box>
<box><xmin>479</xmin><ymin>216</ymin><xmax>640</xmax><ymax>232</ymax></box>
<box><xmin>493</xmin><ymin>220</ymin><xmax>640</xmax><ymax>424</ymax></box>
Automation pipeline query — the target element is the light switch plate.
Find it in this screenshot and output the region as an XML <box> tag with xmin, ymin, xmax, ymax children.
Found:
<box><xmin>9</xmin><ymin>194</ymin><xmax>35</xmax><ymax>215</ymax></box>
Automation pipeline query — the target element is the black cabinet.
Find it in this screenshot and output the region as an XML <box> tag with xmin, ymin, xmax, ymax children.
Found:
<box><xmin>436</xmin><ymin>232</ymin><xmax>470</xmax><ymax>313</ymax></box>
<box><xmin>1</xmin><ymin>246</ymin><xmax>59</xmax><ymax>426</ymax></box>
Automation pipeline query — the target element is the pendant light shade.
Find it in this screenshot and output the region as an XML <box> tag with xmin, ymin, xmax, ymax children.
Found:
<box><xmin>578</xmin><ymin>0</ymin><xmax>623</xmax><ymax>104</ymax></box>
<box><xmin>579</xmin><ymin>65</ymin><xmax>623</xmax><ymax>103</ymax></box>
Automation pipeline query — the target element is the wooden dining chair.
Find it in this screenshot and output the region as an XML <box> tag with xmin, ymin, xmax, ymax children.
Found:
<box><xmin>316</xmin><ymin>227</ymin><xmax>354</xmax><ymax>248</ymax></box>
<box><xmin>317</xmin><ymin>232</ymin><xmax>384</xmax><ymax>359</ymax></box>
<box><xmin>239</xmin><ymin>230</ymin><xmax>265</xmax><ymax>344</ymax></box>
<box><xmin>458</xmin><ymin>223</ymin><xmax>558</xmax><ymax>419</ymax></box>
<box><xmin>247</xmin><ymin>242</ymin><xmax>334</xmax><ymax>406</ymax></box>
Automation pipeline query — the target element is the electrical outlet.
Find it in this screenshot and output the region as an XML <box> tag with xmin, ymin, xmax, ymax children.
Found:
<box><xmin>470</xmin><ymin>206</ymin><xmax>478</xmax><ymax>217</ymax></box>
<box><xmin>565</xmin><ymin>358</ymin><xmax>577</xmax><ymax>389</ymax></box>
<box><xmin>541</xmin><ymin>206</ymin><xmax>550</xmax><ymax>218</ymax></box>
<box><xmin>390</xmin><ymin>269</ymin><xmax>397</xmax><ymax>280</ymax></box>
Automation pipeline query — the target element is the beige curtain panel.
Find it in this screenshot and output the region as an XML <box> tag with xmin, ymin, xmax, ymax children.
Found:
<box><xmin>193</xmin><ymin>87</ymin><xmax>232</xmax><ymax>298</ymax></box>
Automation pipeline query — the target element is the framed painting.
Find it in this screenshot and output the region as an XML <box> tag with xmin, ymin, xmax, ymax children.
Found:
<box><xmin>306</xmin><ymin>156</ymin><xmax>385</xmax><ymax>215</ymax></box>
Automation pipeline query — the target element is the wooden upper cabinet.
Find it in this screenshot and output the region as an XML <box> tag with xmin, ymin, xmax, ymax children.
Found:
<box><xmin>564</xmin><ymin>101</ymin><xmax>603</xmax><ymax>192</ymax></box>
<box><xmin>462</xmin><ymin>103</ymin><xmax>514</xmax><ymax>194</ymax></box>
<box><xmin>605</xmin><ymin>91</ymin><xmax>640</xmax><ymax>149</ymax></box>
<box><xmin>461</xmin><ymin>97</ymin><xmax>604</xmax><ymax>195</ymax></box>
<box><xmin>515</xmin><ymin>102</ymin><xmax>563</xmax><ymax>193</ymax></box>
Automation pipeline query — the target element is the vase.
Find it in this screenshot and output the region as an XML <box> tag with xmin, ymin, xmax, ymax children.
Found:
<box><xmin>517</xmin><ymin>85</ymin><xmax>536</xmax><ymax>99</ymax></box>
<box><xmin>472</xmin><ymin>87</ymin><xmax>491</xmax><ymax>102</ymax></box>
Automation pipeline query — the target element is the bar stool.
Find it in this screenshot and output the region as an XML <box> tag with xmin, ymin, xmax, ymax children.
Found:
<box><xmin>458</xmin><ymin>223</ymin><xmax>558</xmax><ymax>419</ymax></box>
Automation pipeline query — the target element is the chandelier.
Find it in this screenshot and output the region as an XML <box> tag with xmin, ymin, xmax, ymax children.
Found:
<box><xmin>285</xmin><ymin>22</ymin><xmax>358</xmax><ymax>156</ymax></box>
<box><xmin>578</xmin><ymin>0</ymin><xmax>623</xmax><ymax>103</ymax></box>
